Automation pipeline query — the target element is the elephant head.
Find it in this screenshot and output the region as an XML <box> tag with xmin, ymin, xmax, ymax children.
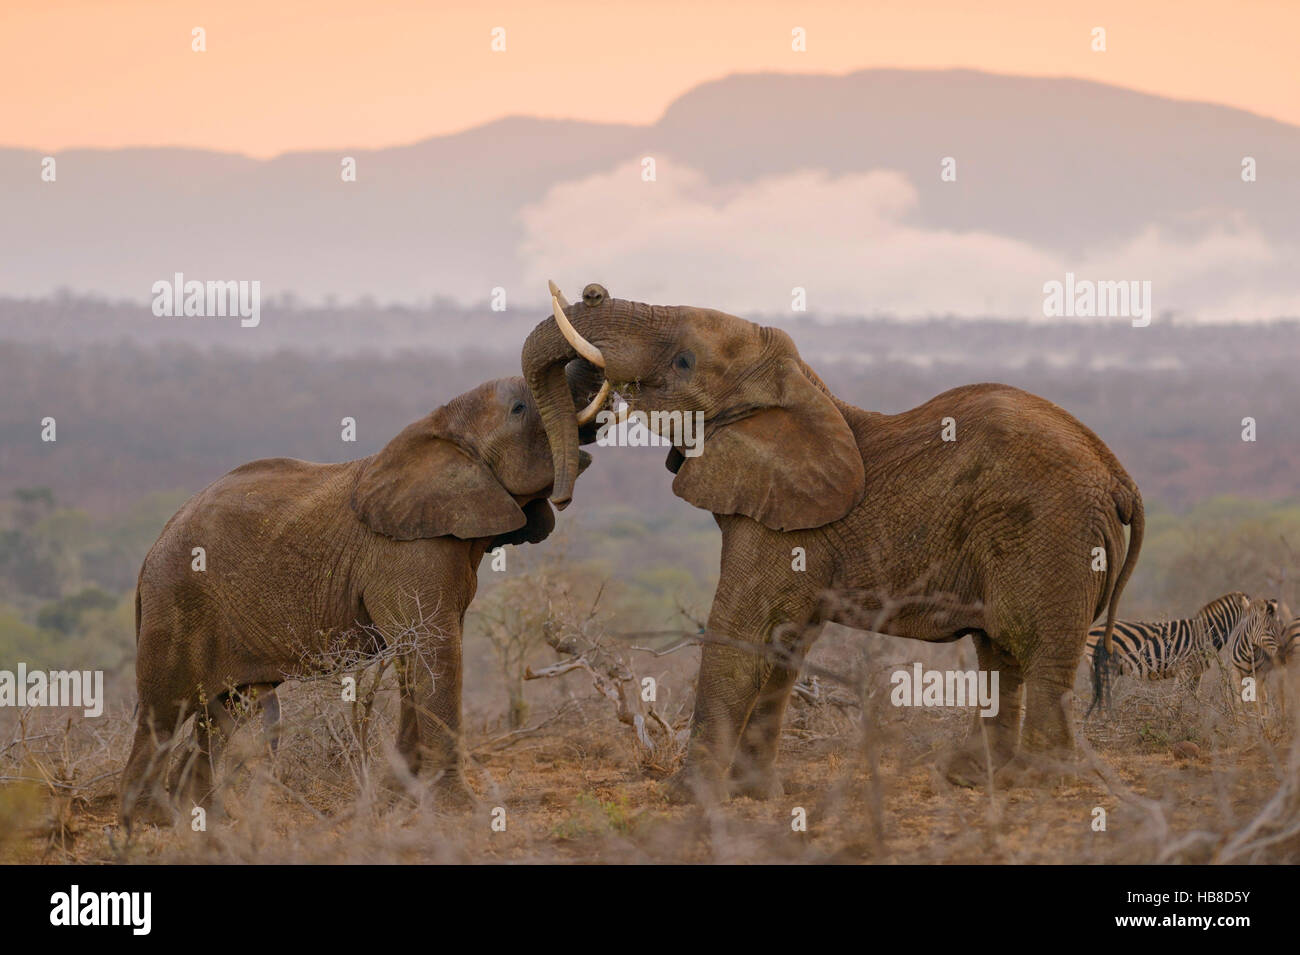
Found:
<box><xmin>350</xmin><ymin>372</ymin><xmax>600</xmax><ymax>544</ymax></box>
<box><xmin>521</xmin><ymin>282</ymin><xmax>866</xmax><ymax>531</ymax></box>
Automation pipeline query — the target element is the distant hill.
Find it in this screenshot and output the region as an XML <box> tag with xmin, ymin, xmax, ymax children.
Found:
<box><xmin>2</xmin><ymin>304</ymin><xmax>1297</xmax><ymax>514</ymax></box>
<box><xmin>4</xmin><ymin>69</ymin><xmax>1298</xmax><ymax>317</ymax></box>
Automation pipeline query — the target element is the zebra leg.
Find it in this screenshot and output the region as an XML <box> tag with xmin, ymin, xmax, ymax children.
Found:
<box><xmin>1174</xmin><ymin>658</ymin><xmax>1204</xmax><ymax>698</ymax></box>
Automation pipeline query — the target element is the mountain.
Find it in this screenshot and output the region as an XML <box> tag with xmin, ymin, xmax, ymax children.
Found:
<box><xmin>4</xmin><ymin>70</ymin><xmax>1298</xmax><ymax>317</ymax></box>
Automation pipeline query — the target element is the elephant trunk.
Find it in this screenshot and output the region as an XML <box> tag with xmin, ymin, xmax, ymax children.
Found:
<box><xmin>522</xmin><ymin>284</ymin><xmax>654</xmax><ymax>507</ymax></box>
<box><xmin>523</xmin><ymin>318</ymin><xmax>583</xmax><ymax>508</ymax></box>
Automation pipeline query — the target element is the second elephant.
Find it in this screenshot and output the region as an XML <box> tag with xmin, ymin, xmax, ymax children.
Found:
<box><xmin>120</xmin><ymin>370</ymin><xmax>602</xmax><ymax>827</ymax></box>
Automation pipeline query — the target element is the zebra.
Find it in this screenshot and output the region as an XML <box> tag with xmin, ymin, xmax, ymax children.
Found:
<box><xmin>1278</xmin><ymin>612</ymin><xmax>1300</xmax><ymax>665</ymax></box>
<box><xmin>1085</xmin><ymin>592</ymin><xmax>1281</xmax><ymax>717</ymax></box>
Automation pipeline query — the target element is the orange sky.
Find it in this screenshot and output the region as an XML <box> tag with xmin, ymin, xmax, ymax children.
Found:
<box><xmin>4</xmin><ymin>0</ymin><xmax>1297</xmax><ymax>157</ymax></box>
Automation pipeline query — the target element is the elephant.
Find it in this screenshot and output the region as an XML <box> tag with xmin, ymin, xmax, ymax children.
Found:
<box><xmin>522</xmin><ymin>282</ymin><xmax>1145</xmax><ymax>801</ymax></box>
<box><xmin>120</xmin><ymin>370</ymin><xmax>605</xmax><ymax>827</ymax></box>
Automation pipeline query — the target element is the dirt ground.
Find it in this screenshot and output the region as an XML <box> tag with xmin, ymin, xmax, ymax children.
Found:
<box><xmin>3</xmin><ymin>634</ymin><xmax>1297</xmax><ymax>864</ymax></box>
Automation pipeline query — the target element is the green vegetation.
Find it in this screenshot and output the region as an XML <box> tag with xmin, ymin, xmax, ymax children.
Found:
<box><xmin>0</xmin><ymin>479</ymin><xmax>1295</xmax><ymax>676</ymax></box>
<box><xmin>1134</xmin><ymin>496</ymin><xmax>1300</xmax><ymax>615</ymax></box>
<box><xmin>551</xmin><ymin>793</ymin><xmax>640</xmax><ymax>840</ymax></box>
<box><xmin>0</xmin><ymin>488</ymin><xmax>184</xmax><ymax>672</ymax></box>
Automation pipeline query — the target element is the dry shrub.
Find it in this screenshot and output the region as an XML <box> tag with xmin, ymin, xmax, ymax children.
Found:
<box><xmin>2</xmin><ymin>599</ymin><xmax>1298</xmax><ymax>863</ymax></box>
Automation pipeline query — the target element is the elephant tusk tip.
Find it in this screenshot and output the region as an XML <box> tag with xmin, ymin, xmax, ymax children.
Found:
<box><xmin>551</xmin><ymin>294</ymin><xmax>605</xmax><ymax>368</ymax></box>
<box><xmin>548</xmin><ymin>280</ymin><xmax>569</xmax><ymax>310</ymax></box>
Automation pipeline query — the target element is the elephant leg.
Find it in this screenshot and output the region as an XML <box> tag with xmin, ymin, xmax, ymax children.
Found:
<box><xmin>409</xmin><ymin>633</ymin><xmax>462</xmax><ymax>776</ymax></box>
<box><xmin>993</xmin><ymin>637</ymin><xmax>1083</xmax><ymax>788</ymax></box>
<box><xmin>258</xmin><ymin>686</ymin><xmax>282</xmax><ymax>755</ymax></box>
<box><xmin>974</xmin><ymin>559</ymin><xmax>1097</xmax><ymax>789</ymax></box>
<box><xmin>165</xmin><ymin>719</ymin><xmax>196</xmax><ymax>798</ymax></box>
<box><xmin>1019</xmin><ymin>667</ymin><xmax>1076</xmax><ymax>752</ymax></box>
<box><xmin>671</xmin><ymin>642</ymin><xmax>765</xmax><ymax>803</ymax></box>
<box><xmin>226</xmin><ymin>683</ymin><xmax>280</xmax><ymax>755</ymax></box>
<box><xmin>941</xmin><ymin>631</ymin><xmax>1024</xmax><ymax>787</ymax></box>
<box><xmin>395</xmin><ymin>677</ymin><xmax>421</xmax><ymax>776</ymax></box>
<box><xmin>120</xmin><ymin>699</ymin><xmax>184</xmax><ymax>829</ymax></box>
<box><xmin>370</xmin><ymin>593</ymin><xmax>471</xmax><ymax>805</ymax></box>
<box><xmin>731</xmin><ymin>621</ymin><xmax>824</xmax><ymax>799</ymax></box>
<box><xmin>187</xmin><ymin>701</ymin><xmax>237</xmax><ymax>811</ymax></box>
<box><xmin>667</xmin><ymin>536</ymin><xmax>827</xmax><ymax>804</ymax></box>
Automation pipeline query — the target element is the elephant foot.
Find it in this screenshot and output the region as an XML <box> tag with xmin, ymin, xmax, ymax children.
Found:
<box><xmin>940</xmin><ymin>745</ymin><xmax>1012</xmax><ymax>789</ymax></box>
<box><xmin>430</xmin><ymin>771</ymin><xmax>477</xmax><ymax>813</ymax></box>
<box><xmin>120</xmin><ymin>796</ymin><xmax>174</xmax><ymax>832</ymax></box>
<box><xmin>661</xmin><ymin>765</ymin><xmax>727</xmax><ymax>805</ymax></box>
<box><xmin>729</xmin><ymin>767</ymin><xmax>786</xmax><ymax>801</ymax></box>
<box><xmin>991</xmin><ymin>752</ymin><xmax>1089</xmax><ymax>790</ymax></box>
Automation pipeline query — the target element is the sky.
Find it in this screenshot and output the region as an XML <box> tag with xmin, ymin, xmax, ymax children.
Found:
<box><xmin>4</xmin><ymin>0</ymin><xmax>1298</xmax><ymax>157</ymax></box>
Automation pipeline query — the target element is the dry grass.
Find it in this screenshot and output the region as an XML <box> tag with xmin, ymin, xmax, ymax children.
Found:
<box><xmin>2</xmin><ymin>629</ymin><xmax>1297</xmax><ymax>865</ymax></box>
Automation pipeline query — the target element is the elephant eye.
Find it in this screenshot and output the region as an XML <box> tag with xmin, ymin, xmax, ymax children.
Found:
<box><xmin>510</xmin><ymin>401</ymin><xmax>527</xmax><ymax>417</ymax></box>
<box><xmin>673</xmin><ymin>351</ymin><xmax>696</xmax><ymax>374</ymax></box>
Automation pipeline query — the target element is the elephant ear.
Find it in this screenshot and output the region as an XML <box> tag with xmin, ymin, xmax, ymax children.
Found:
<box><xmin>489</xmin><ymin>498</ymin><xmax>556</xmax><ymax>549</ymax></box>
<box><xmin>671</xmin><ymin>359</ymin><xmax>865</xmax><ymax>532</ymax></box>
<box><xmin>350</xmin><ymin>416</ymin><xmax>525</xmax><ymax>541</ymax></box>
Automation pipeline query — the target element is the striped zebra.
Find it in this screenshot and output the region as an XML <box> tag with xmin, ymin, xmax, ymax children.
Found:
<box><xmin>1249</xmin><ymin>598</ymin><xmax>1287</xmax><ymax>682</ymax></box>
<box><xmin>1278</xmin><ymin>612</ymin><xmax>1300</xmax><ymax>665</ymax></box>
<box><xmin>1085</xmin><ymin>592</ymin><xmax>1281</xmax><ymax>716</ymax></box>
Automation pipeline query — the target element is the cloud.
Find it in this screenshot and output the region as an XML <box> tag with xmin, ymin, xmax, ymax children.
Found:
<box><xmin>519</xmin><ymin>161</ymin><xmax>1300</xmax><ymax>320</ymax></box>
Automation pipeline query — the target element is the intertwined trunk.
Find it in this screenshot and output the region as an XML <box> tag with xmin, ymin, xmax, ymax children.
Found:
<box><xmin>521</xmin><ymin>297</ymin><xmax>660</xmax><ymax>506</ymax></box>
<box><xmin>521</xmin><ymin>319</ymin><xmax>584</xmax><ymax>507</ymax></box>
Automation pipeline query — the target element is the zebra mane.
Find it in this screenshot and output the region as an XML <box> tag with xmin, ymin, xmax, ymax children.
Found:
<box><xmin>1194</xmin><ymin>591</ymin><xmax>1249</xmax><ymax>618</ymax></box>
<box><xmin>1193</xmin><ymin>592</ymin><xmax>1251</xmax><ymax>650</ymax></box>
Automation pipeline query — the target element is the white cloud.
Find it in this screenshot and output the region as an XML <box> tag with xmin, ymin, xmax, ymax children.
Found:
<box><xmin>518</xmin><ymin>161</ymin><xmax>1300</xmax><ymax>320</ymax></box>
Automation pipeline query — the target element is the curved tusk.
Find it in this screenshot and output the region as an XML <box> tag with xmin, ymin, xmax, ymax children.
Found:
<box><xmin>553</xmin><ymin>295</ymin><xmax>605</xmax><ymax>368</ymax></box>
<box><xmin>575</xmin><ymin>379</ymin><xmax>611</xmax><ymax>426</ymax></box>
<box><xmin>547</xmin><ymin>279</ymin><xmax>570</xmax><ymax>310</ymax></box>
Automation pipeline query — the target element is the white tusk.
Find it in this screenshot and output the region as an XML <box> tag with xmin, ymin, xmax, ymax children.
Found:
<box><xmin>575</xmin><ymin>379</ymin><xmax>611</xmax><ymax>426</ymax></box>
<box><xmin>547</xmin><ymin>279</ymin><xmax>570</xmax><ymax>310</ymax></box>
<box><xmin>553</xmin><ymin>295</ymin><xmax>605</xmax><ymax>368</ymax></box>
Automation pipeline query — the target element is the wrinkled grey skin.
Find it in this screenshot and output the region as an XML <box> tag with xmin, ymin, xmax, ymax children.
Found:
<box><xmin>121</xmin><ymin>371</ymin><xmax>600</xmax><ymax>828</ymax></box>
<box><xmin>522</xmin><ymin>284</ymin><xmax>1144</xmax><ymax>802</ymax></box>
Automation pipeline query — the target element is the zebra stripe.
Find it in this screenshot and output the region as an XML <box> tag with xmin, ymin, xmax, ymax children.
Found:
<box><xmin>1084</xmin><ymin>592</ymin><xmax>1278</xmax><ymax>716</ymax></box>
<box><xmin>1277</xmin><ymin>614</ymin><xmax>1300</xmax><ymax>665</ymax></box>
<box><xmin>1240</xmin><ymin>598</ymin><xmax>1285</xmax><ymax>677</ymax></box>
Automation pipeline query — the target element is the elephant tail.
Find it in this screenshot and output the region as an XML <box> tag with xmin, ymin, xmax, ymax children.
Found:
<box><xmin>1087</xmin><ymin>639</ymin><xmax>1113</xmax><ymax>719</ymax></box>
<box><xmin>1101</xmin><ymin>477</ymin><xmax>1144</xmax><ymax>657</ymax></box>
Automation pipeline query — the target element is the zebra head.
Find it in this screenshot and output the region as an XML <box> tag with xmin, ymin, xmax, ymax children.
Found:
<box><xmin>1242</xmin><ymin>597</ymin><xmax>1287</xmax><ymax>674</ymax></box>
